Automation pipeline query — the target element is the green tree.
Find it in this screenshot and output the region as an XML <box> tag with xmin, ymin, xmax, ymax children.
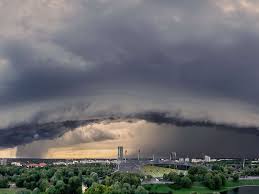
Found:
<box><xmin>85</xmin><ymin>183</ymin><xmax>109</xmax><ymax>194</ymax></box>
<box><xmin>219</xmin><ymin>173</ymin><xmax>226</xmax><ymax>186</ymax></box>
<box><xmin>232</xmin><ymin>174</ymin><xmax>239</xmax><ymax>182</ymax></box>
<box><xmin>213</xmin><ymin>174</ymin><xmax>222</xmax><ymax>190</ymax></box>
<box><xmin>47</xmin><ymin>169</ymin><xmax>56</xmax><ymax>179</ymax></box>
<box><xmin>90</xmin><ymin>172</ymin><xmax>98</xmax><ymax>182</ymax></box>
<box><xmin>15</xmin><ymin>177</ymin><xmax>25</xmax><ymax>188</ymax></box>
<box><xmin>188</xmin><ymin>166</ymin><xmax>208</xmax><ymax>182</ymax></box>
<box><xmin>39</xmin><ymin>179</ymin><xmax>50</xmax><ymax>192</ymax></box>
<box><xmin>121</xmin><ymin>183</ymin><xmax>132</xmax><ymax>194</ymax></box>
<box><xmin>46</xmin><ymin>185</ymin><xmax>58</xmax><ymax>194</ymax></box>
<box><xmin>55</xmin><ymin>180</ymin><xmax>67</xmax><ymax>194</ymax></box>
<box><xmin>204</xmin><ymin>173</ymin><xmax>215</xmax><ymax>190</ymax></box>
<box><xmin>212</xmin><ymin>165</ymin><xmax>223</xmax><ymax>172</ymax></box>
<box><xmin>163</xmin><ymin>172</ymin><xmax>178</xmax><ymax>182</ymax></box>
<box><xmin>108</xmin><ymin>182</ymin><xmax>122</xmax><ymax>194</ymax></box>
<box><xmin>68</xmin><ymin>176</ymin><xmax>82</xmax><ymax>194</ymax></box>
<box><xmin>32</xmin><ymin>188</ymin><xmax>40</xmax><ymax>194</ymax></box>
<box><xmin>180</xmin><ymin>176</ymin><xmax>192</xmax><ymax>188</ymax></box>
<box><xmin>0</xmin><ymin>177</ymin><xmax>8</xmax><ymax>188</ymax></box>
<box><xmin>135</xmin><ymin>186</ymin><xmax>148</xmax><ymax>194</ymax></box>
<box><xmin>83</xmin><ymin>177</ymin><xmax>94</xmax><ymax>187</ymax></box>
<box><xmin>15</xmin><ymin>190</ymin><xmax>31</xmax><ymax>194</ymax></box>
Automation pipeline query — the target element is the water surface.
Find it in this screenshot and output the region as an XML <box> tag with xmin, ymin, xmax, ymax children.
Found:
<box><xmin>221</xmin><ymin>186</ymin><xmax>259</xmax><ymax>194</ymax></box>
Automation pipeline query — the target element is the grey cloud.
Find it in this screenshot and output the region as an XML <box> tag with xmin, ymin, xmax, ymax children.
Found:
<box><xmin>136</xmin><ymin>125</ymin><xmax>259</xmax><ymax>159</ymax></box>
<box><xmin>1</xmin><ymin>111</ymin><xmax>259</xmax><ymax>149</ymax></box>
<box><xmin>0</xmin><ymin>120</ymin><xmax>96</xmax><ymax>148</ymax></box>
<box><xmin>1</xmin><ymin>0</ymin><xmax>259</xmax><ymax>107</ymax></box>
<box><xmin>1</xmin><ymin>0</ymin><xmax>259</xmax><ymax>157</ymax></box>
<box><xmin>16</xmin><ymin>126</ymin><xmax>117</xmax><ymax>158</ymax></box>
<box><xmin>15</xmin><ymin>113</ymin><xmax>259</xmax><ymax>158</ymax></box>
<box><xmin>133</xmin><ymin>111</ymin><xmax>259</xmax><ymax>136</ymax></box>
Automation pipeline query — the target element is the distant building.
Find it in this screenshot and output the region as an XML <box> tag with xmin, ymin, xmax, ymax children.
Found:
<box><xmin>27</xmin><ymin>163</ymin><xmax>47</xmax><ymax>168</ymax></box>
<box><xmin>0</xmin><ymin>159</ymin><xmax>7</xmax><ymax>166</ymax></box>
<box><xmin>152</xmin><ymin>154</ymin><xmax>155</xmax><ymax>161</ymax></box>
<box><xmin>204</xmin><ymin>155</ymin><xmax>211</xmax><ymax>163</ymax></box>
<box><xmin>11</xmin><ymin>162</ymin><xmax>22</xmax><ymax>167</ymax></box>
<box><xmin>118</xmin><ymin>146</ymin><xmax>124</xmax><ymax>161</ymax></box>
<box><xmin>191</xmin><ymin>158</ymin><xmax>203</xmax><ymax>163</ymax></box>
<box><xmin>179</xmin><ymin>158</ymin><xmax>184</xmax><ymax>163</ymax></box>
<box><xmin>53</xmin><ymin>161</ymin><xmax>67</xmax><ymax>166</ymax></box>
<box><xmin>185</xmin><ymin>158</ymin><xmax>190</xmax><ymax>163</ymax></box>
<box><xmin>170</xmin><ymin>152</ymin><xmax>177</xmax><ymax>161</ymax></box>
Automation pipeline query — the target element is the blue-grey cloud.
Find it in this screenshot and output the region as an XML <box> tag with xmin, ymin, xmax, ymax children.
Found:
<box><xmin>1</xmin><ymin>0</ymin><xmax>259</xmax><ymax>157</ymax></box>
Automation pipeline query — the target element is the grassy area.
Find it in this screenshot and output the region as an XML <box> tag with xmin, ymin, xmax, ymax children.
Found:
<box><xmin>142</xmin><ymin>165</ymin><xmax>186</xmax><ymax>178</ymax></box>
<box><xmin>226</xmin><ymin>179</ymin><xmax>259</xmax><ymax>187</ymax></box>
<box><xmin>0</xmin><ymin>188</ymin><xmax>30</xmax><ymax>194</ymax></box>
<box><xmin>145</xmin><ymin>182</ymin><xmax>219</xmax><ymax>194</ymax></box>
<box><xmin>145</xmin><ymin>183</ymin><xmax>214</xmax><ymax>194</ymax></box>
<box><xmin>144</xmin><ymin>180</ymin><xmax>259</xmax><ymax>194</ymax></box>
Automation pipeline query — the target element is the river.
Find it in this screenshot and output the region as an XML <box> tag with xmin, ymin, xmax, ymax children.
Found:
<box><xmin>221</xmin><ymin>186</ymin><xmax>259</xmax><ymax>194</ymax></box>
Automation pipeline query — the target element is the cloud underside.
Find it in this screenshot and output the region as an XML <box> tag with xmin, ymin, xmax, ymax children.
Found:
<box><xmin>1</xmin><ymin>0</ymin><xmax>259</xmax><ymax>105</ymax></box>
<box><xmin>11</xmin><ymin>117</ymin><xmax>259</xmax><ymax>158</ymax></box>
<box><xmin>0</xmin><ymin>111</ymin><xmax>258</xmax><ymax>158</ymax></box>
<box><xmin>1</xmin><ymin>0</ymin><xmax>259</xmax><ymax>157</ymax></box>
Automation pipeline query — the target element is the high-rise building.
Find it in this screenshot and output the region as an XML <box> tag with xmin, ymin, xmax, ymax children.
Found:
<box><xmin>0</xmin><ymin>159</ymin><xmax>7</xmax><ymax>166</ymax></box>
<box><xmin>185</xmin><ymin>157</ymin><xmax>190</xmax><ymax>163</ymax></box>
<box><xmin>179</xmin><ymin>158</ymin><xmax>184</xmax><ymax>163</ymax></box>
<box><xmin>125</xmin><ymin>150</ymin><xmax>128</xmax><ymax>162</ymax></box>
<box><xmin>118</xmin><ymin>146</ymin><xmax>124</xmax><ymax>160</ymax></box>
<box><xmin>170</xmin><ymin>152</ymin><xmax>177</xmax><ymax>160</ymax></box>
<box><xmin>204</xmin><ymin>155</ymin><xmax>211</xmax><ymax>163</ymax></box>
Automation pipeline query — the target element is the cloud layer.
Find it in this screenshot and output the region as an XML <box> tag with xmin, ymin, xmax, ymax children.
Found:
<box><xmin>1</xmin><ymin>0</ymin><xmax>259</xmax><ymax>157</ymax></box>
<box><xmin>0</xmin><ymin>0</ymin><xmax>259</xmax><ymax>114</ymax></box>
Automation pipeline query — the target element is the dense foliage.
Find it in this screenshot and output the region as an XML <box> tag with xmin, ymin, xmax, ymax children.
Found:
<box><xmin>0</xmin><ymin>164</ymin><xmax>149</xmax><ymax>194</ymax></box>
<box><xmin>163</xmin><ymin>172</ymin><xmax>192</xmax><ymax>189</ymax></box>
<box><xmin>188</xmin><ymin>165</ymin><xmax>230</xmax><ymax>190</ymax></box>
<box><xmin>85</xmin><ymin>172</ymin><xmax>147</xmax><ymax>194</ymax></box>
<box><xmin>0</xmin><ymin>160</ymin><xmax>256</xmax><ymax>193</ymax></box>
<box><xmin>0</xmin><ymin>164</ymin><xmax>114</xmax><ymax>194</ymax></box>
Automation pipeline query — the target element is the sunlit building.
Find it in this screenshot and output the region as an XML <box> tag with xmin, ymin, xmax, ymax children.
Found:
<box><xmin>204</xmin><ymin>155</ymin><xmax>211</xmax><ymax>163</ymax></box>
<box><xmin>0</xmin><ymin>159</ymin><xmax>7</xmax><ymax>166</ymax></box>
<box><xmin>179</xmin><ymin>158</ymin><xmax>184</xmax><ymax>163</ymax></box>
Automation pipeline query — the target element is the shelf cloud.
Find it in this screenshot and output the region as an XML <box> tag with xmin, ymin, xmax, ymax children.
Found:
<box><xmin>1</xmin><ymin>0</ymin><xmax>259</xmax><ymax>157</ymax></box>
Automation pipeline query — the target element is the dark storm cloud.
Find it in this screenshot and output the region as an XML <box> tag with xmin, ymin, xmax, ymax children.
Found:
<box><xmin>1</xmin><ymin>0</ymin><xmax>259</xmax><ymax>107</ymax></box>
<box><xmin>138</xmin><ymin>125</ymin><xmax>259</xmax><ymax>159</ymax></box>
<box><xmin>1</xmin><ymin>0</ymin><xmax>259</xmax><ymax>157</ymax></box>
<box><xmin>0</xmin><ymin>119</ymin><xmax>96</xmax><ymax>148</ymax></box>
<box><xmin>15</xmin><ymin>125</ymin><xmax>117</xmax><ymax>158</ymax></box>
<box><xmin>134</xmin><ymin>111</ymin><xmax>259</xmax><ymax>136</ymax></box>
<box><xmin>1</xmin><ymin>112</ymin><xmax>258</xmax><ymax>149</ymax></box>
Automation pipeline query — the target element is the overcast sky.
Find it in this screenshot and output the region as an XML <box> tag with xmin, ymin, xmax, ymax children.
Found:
<box><xmin>1</xmin><ymin>0</ymin><xmax>259</xmax><ymax>158</ymax></box>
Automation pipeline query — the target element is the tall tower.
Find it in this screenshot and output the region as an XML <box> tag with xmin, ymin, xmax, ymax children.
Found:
<box><xmin>174</xmin><ymin>152</ymin><xmax>177</xmax><ymax>160</ymax></box>
<box><xmin>118</xmin><ymin>146</ymin><xmax>124</xmax><ymax>161</ymax></box>
<box><xmin>138</xmin><ymin>149</ymin><xmax>140</xmax><ymax>161</ymax></box>
<box><xmin>125</xmin><ymin>150</ymin><xmax>128</xmax><ymax>163</ymax></box>
<box><xmin>243</xmin><ymin>158</ymin><xmax>246</xmax><ymax>169</ymax></box>
<box><xmin>170</xmin><ymin>152</ymin><xmax>177</xmax><ymax>161</ymax></box>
